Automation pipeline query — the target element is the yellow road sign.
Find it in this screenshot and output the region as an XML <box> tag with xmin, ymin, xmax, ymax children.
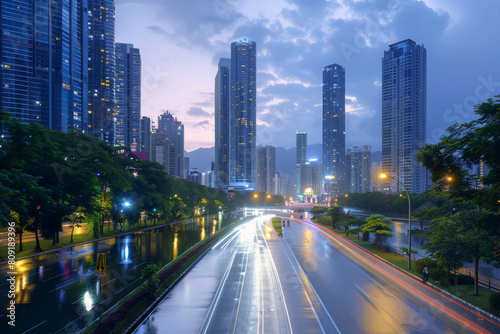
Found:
<box><xmin>95</xmin><ymin>253</ymin><xmax>106</xmax><ymax>277</ymax></box>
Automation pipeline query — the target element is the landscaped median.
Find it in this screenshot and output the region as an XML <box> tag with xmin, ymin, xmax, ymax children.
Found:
<box><xmin>272</xmin><ymin>217</ymin><xmax>282</xmax><ymax>236</ymax></box>
<box><xmin>310</xmin><ymin>219</ymin><xmax>500</xmax><ymax>318</ymax></box>
<box><xmin>83</xmin><ymin>217</ymin><xmax>250</xmax><ymax>334</ymax></box>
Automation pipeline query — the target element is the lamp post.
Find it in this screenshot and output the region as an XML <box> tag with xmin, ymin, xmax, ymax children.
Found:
<box><xmin>380</xmin><ymin>173</ymin><xmax>412</xmax><ymax>270</ymax></box>
<box><xmin>264</xmin><ymin>194</ymin><xmax>271</xmax><ymax>212</ymax></box>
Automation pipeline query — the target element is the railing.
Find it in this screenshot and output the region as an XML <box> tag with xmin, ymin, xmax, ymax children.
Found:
<box><xmin>455</xmin><ymin>267</ymin><xmax>500</xmax><ymax>291</ymax></box>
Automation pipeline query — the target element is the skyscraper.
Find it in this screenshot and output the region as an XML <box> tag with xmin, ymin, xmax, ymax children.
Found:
<box><xmin>140</xmin><ymin>116</ymin><xmax>151</xmax><ymax>159</ymax></box>
<box><xmin>88</xmin><ymin>0</ymin><xmax>115</xmax><ymax>144</ymax></box>
<box><xmin>349</xmin><ymin>145</ymin><xmax>371</xmax><ymax>193</ymax></box>
<box><xmin>1</xmin><ymin>0</ymin><xmax>88</xmax><ymax>131</ymax></box>
<box><xmin>215</xmin><ymin>58</ymin><xmax>231</xmax><ymax>189</ymax></box>
<box><xmin>256</xmin><ymin>145</ymin><xmax>276</xmax><ymax>194</ymax></box>
<box><xmin>229</xmin><ymin>38</ymin><xmax>257</xmax><ymax>189</ymax></box>
<box><xmin>115</xmin><ymin>43</ymin><xmax>141</xmax><ymax>150</ymax></box>
<box><xmin>322</xmin><ymin>63</ymin><xmax>346</xmax><ymax>198</ymax></box>
<box><xmin>382</xmin><ymin>39</ymin><xmax>427</xmax><ymax>193</ymax></box>
<box><xmin>158</xmin><ymin>111</ymin><xmax>184</xmax><ymax>179</ymax></box>
<box><xmin>296</xmin><ymin>132</ymin><xmax>307</xmax><ymax>199</ymax></box>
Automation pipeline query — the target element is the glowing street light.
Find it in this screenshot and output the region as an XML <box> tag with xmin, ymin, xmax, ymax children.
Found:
<box><xmin>380</xmin><ymin>173</ymin><xmax>412</xmax><ymax>270</ymax></box>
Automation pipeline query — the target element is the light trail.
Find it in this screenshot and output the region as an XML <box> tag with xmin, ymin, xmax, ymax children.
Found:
<box><xmin>303</xmin><ymin>220</ymin><xmax>499</xmax><ymax>334</ymax></box>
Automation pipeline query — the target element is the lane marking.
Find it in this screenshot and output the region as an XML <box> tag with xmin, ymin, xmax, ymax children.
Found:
<box><xmin>22</xmin><ymin>320</ymin><xmax>47</xmax><ymax>334</ymax></box>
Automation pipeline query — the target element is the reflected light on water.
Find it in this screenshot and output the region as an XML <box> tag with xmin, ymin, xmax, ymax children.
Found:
<box><xmin>173</xmin><ymin>234</ymin><xmax>178</xmax><ymax>258</ymax></box>
<box><xmin>84</xmin><ymin>291</ymin><xmax>93</xmax><ymax>311</ymax></box>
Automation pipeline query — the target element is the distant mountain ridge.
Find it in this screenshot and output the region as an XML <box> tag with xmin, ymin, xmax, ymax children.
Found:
<box><xmin>185</xmin><ymin>145</ymin><xmax>381</xmax><ymax>174</ymax></box>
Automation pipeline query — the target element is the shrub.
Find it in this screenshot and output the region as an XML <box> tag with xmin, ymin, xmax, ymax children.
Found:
<box><xmin>456</xmin><ymin>275</ymin><xmax>475</xmax><ymax>285</ymax></box>
<box><xmin>489</xmin><ymin>293</ymin><xmax>500</xmax><ymax>309</ymax></box>
<box><xmin>415</xmin><ymin>257</ymin><xmax>438</xmax><ymax>273</ymax></box>
<box><xmin>362</xmin><ymin>231</ymin><xmax>369</xmax><ymax>241</ymax></box>
<box><xmin>429</xmin><ymin>267</ymin><xmax>446</xmax><ymax>281</ymax></box>
<box><xmin>320</xmin><ymin>215</ymin><xmax>332</xmax><ymax>225</ymax></box>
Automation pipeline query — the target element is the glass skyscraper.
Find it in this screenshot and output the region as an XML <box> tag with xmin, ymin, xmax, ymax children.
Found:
<box><xmin>115</xmin><ymin>43</ymin><xmax>141</xmax><ymax>150</ymax></box>
<box><xmin>1</xmin><ymin>0</ymin><xmax>88</xmax><ymax>131</ymax></box>
<box><xmin>296</xmin><ymin>132</ymin><xmax>307</xmax><ymax>199</ymax></box>
<box><xmin>322</xmin><ymin>63</ymin><xmax>346</xmax><ymax>198</ymax></box>
<box><xmin>140</xmin><ymin>116</ymin><xmax>151</xmax><ymax>159</ymax></box>
<box><xmin>382</xmin><ymin>39</ymin><xmax>427</xmax><ymax>193</ymax></box>
<box><xmin>214</xmin><ymin>58</ymin><xmax>231</xmax><ymax>189</ymax></box>
<box><xmin>229</xmin><ymin>38</ymin><xmax>257</xmax><ymax>189</ymax></box>
<box><xmin>88</xmin><ymin>0</ymin><xmax>115</xmax><ymax>144</ymax></box>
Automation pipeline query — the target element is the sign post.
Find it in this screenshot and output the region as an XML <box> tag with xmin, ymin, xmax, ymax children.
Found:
<box><xmin>95</xmin><ymin>253</ymin><xmax>106</xmax><ymax>322</ymax></box>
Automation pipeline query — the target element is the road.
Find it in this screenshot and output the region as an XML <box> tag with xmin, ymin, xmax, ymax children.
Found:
<box><xmin>283</xmin><ymin>219</ymin><xmax>500</xmax><ymax>333</ymax></box>
<box><xmin>135</xmin><ymin>216</ymin><xmax>324</xmax><ymax>333</ymax></box>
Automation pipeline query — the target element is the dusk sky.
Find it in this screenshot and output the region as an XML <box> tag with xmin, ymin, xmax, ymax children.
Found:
<box><xmin>115</xmin><ymin>0</ymin><xmax>500</xmax><ymax>152</ymax></box>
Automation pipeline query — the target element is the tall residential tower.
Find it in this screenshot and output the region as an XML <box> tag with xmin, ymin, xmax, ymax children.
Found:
<box><xmin>229</xmin><ymin>38</ymin><xmax>257</xmax><ymax>190</ymax></box>
<box><xmin>322</xmin><ymin>64</ymin><xmax>346</xmax><ymax>198</ymax></box>
<box><xmin>88</xmin><ymin>0</ymin><xmax>116</xmax><ymax>144</ymax></box>
<box><xmin>214</xmin><ymin>58</ymin><xmax>231</xmax><ymax>189</ymax></box>
<box><xmin>382</xmin><ymin>39</ymin><xmax>427</xmax><ymax>193</ymax></box>
<box><xmin>115</xmin><ymin>43</ymin><xmax>141</xmax><ymax>149</ymax></box>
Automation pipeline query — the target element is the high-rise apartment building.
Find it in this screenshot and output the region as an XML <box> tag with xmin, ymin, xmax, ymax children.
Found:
<box><xmin>382</xmin><ymin>39</ymin><xmax>427</xmax><ymax>193</ymax></box>
<box><xmin>322</xmin><ymin>64</ymin><xmax>346</xmax><ymax>198</ymax></box>
<box><xmin>115</xmin><ymin>43</ymin><xmax>141</xmax><ymax>149</ymax></box>
<box><xmin>300</xmin><ymin>159</ymin><xmax>322</xmax><ymax>202</ymax></box>
<box><xmin>296</xmin><ymin>132</ymin><xmax>307</xmax><ymax>199</ymax></box>
<box><xmin>229</xmin><ymin>38</ymin><xmax>257</xmax><ymax>189</ymax></box>
<box><xmin>88</xmin><ymin>0</ymin><xmax>115</xmax><ymax>144</ymax></box>
<box><xmin>256</xmin><ymin>146</ymin><xmax>276</xmax><ymax>194</ymax></box>
<box><xmin>151</xmin><ymin>131</ymin><xmax>174</xmax><ymax>175</ymax></box>
<box><xmin>349</xmin><ymin>145</ymin><xmax>371</xmax><ymax>193</ymax></box>
<box><xmin>214</xmin><ymin>39</ymin><xmax>257</xmax><ymax>191</ymax></box>
<box><xmin>140</xmin><ymin>116</ymin><xmax>151</xmax><ymax>159</ymax></box>
<box><xmin>157</xmin><ymin>111</ymin><xmax>184</xmax><ymax>178</ymax></box>
<box><xmin>1</xmin><ymin>0</ymin><xmax>88</xmax><ymax>131</ymax></box>
<box><xmin>214</xmin><ymin>58</ymin><xmax>231</xmax><ymax>188</ymax></box>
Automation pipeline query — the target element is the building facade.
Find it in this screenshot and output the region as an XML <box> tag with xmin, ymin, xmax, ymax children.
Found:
<box><xmin>151</xmin><ymin>131</ymin><xmax>174</xmax><ymax>175</ymax></box>
<box><xmin>300</xmin><ymin>159</ymin><xmax>322</xmax><ymax>203</ymax></box>
<box><xmin>256</xmin><ymin>145</ymin><xmax>276</xmax><ymax>194</ymax></box>
<box><xmin>382</xmin><ymin>39</ymin><xmax>427</xmax><ymax>193</ymax></box>
<box><xmin>87</xmin><ymin>0</ymin><xmax>115</xmax><ymax>144</ymax></box>
<box><xmin>229</xmin><ymin>39</ymin><xmax>257</xmax><ymax>189</ymax></box>
<box><xmin>322</xmin><ymin>63</ymin><xmax>346</xmax><ymax>198</ymax></box>
<box><xmin>349</xmin><ymin>145</ymin><xmax>371</xmax><ymax>193</ymax></box>
<box><xmin>157</xmin><ymin>111</ymin><xmax>184</xmax><ymax>179</ymax></box>
<box><xmin>296</xmin><ymin>132</ymin><xmax>307</xmax><ymax>199</ymax></box>
<box><xmin>140</xmin><ymin>116</ymin><xmax>151</xmax><ymax>159</ymax></box>
<box><xmin>1</xmin><ymin>0</ymin><xmax>88</xmax><ymax>131</ymax></box>
<box><xmin>214</xmin><ymin>58</ymin><xmax>231</xmax><ymax>189</ymax></box>
<box><xmin>115</xmin><ymin>43</ymin><xmax>141</xmax><ymax>149</ymax></box>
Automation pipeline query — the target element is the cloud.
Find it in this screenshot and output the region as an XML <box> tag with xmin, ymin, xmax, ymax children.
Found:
<box><xmin>187</xmin><ymin>107</ymin><xmax>212</xmax><ymax>117</ymax></box>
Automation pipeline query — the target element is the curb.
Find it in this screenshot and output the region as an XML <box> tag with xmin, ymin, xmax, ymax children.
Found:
<box><xmin>302</xmin><ymin>219</ymin><xmax>500</xmax><ymax>326</ymax></box>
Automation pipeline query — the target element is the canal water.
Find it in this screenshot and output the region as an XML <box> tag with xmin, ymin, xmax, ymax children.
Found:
<box><xmin>0</xmin><ymin>212</ymin><xmax>235</xmax><ymax>334</ymax></box>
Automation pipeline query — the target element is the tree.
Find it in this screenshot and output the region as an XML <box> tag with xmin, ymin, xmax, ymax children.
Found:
<box><xmin>327</xmin><ymin>205</ymin><xmax>344</xmax><ymax>229</ymax></box>
<box><xmin>141</xmin><ymin>264</ymin><xmax>160</xmax><ymax>295</ymax></box>
<box><xmin>311</xmin><ymin>206</ymin><xmax>326</xmax><ymax>219</ymax></box>
<box><xmin>422</xmin><ymin>207</ymin><xmax>500</xmax><ymax>295</ymax></box>
<box><xmin>64</xmin><ymin>207</ymin><xmax>85</xmax><ymax>243</ymax></box>
<box><xmin>417</xmin><ymin>96</ymin><xmax>500</xmax><ymax>212</ymax></box>
<box><xmin>361</xmin><ymin>214</ymin><xmax>394</xmax><ymax>250</ymax></box>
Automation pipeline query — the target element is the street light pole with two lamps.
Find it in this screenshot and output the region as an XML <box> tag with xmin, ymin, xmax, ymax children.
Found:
<box><xmin>380</xmin><ymin>173</ymin><xmax>412</xmax><ymax>270</ymax></box>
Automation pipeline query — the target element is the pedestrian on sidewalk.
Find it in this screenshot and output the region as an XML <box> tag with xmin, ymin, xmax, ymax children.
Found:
<box><xmin>423</xmin><ymin>264</ymin><xmax>429</xmax><ymax>283</ymax></box>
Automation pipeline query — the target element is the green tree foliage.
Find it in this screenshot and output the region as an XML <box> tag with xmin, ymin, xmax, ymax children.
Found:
<box><xmin>141</xmin><ymin>264</ymin><xmax>160</xmax><ymax>295</ymax></box>
<box><xmin>327</xmin><ymin>205</ymin><xmax>344</xmax><ymax>229</ymax></box>
<box><xmin>422</xmin><ymin>206</ymin><xmax>500</xmax><ymax>295</ymax></box>
<box><xmin>417</xmin><ymin>96</ymin><xmax>500</xmax><ymax>212</ymax></box>
<box><xmin>361</xmin><ymin>214</ymin><xmax>393</xmax><ymax>250</ymax></box>
<box><xmin>310</xmin><ymin>206</ymin><xmax>326</xmax><ymax>219</ymax></box>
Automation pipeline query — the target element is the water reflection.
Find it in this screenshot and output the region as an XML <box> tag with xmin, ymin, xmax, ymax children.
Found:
<box><xmin>0</xmin><ymin>213</ymin><xmax>236</xmax><ymax>334</ymax></box>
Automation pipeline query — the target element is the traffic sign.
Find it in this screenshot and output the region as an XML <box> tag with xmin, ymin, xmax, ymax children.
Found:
<box><xmin>95</xmin><ymin>253</ymin><xmax>106</xmax><ymax>277</ymax></box>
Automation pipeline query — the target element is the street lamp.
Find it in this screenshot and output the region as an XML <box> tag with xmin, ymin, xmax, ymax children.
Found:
<box><xmin>380</xmin><ymin>173</ymin><xmax>412</xmax><ymax>270</ymax></box>
<box><xmin>264</xmin><ymin>194</ymin><xmax>271</xmax><ymax>212</ymax></box>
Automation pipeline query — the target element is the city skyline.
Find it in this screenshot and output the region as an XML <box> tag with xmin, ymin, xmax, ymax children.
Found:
<box><xmin>116</xmin><ymin>0</ymin><xmax>500</xmax><ymax>151</ymax></box>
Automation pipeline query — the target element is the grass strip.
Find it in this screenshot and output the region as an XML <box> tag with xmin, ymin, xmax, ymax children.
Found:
<box><xmin>272</xmin><ymin>217</ymin><xmax>283</xmax><ymax>236</ymax></box>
